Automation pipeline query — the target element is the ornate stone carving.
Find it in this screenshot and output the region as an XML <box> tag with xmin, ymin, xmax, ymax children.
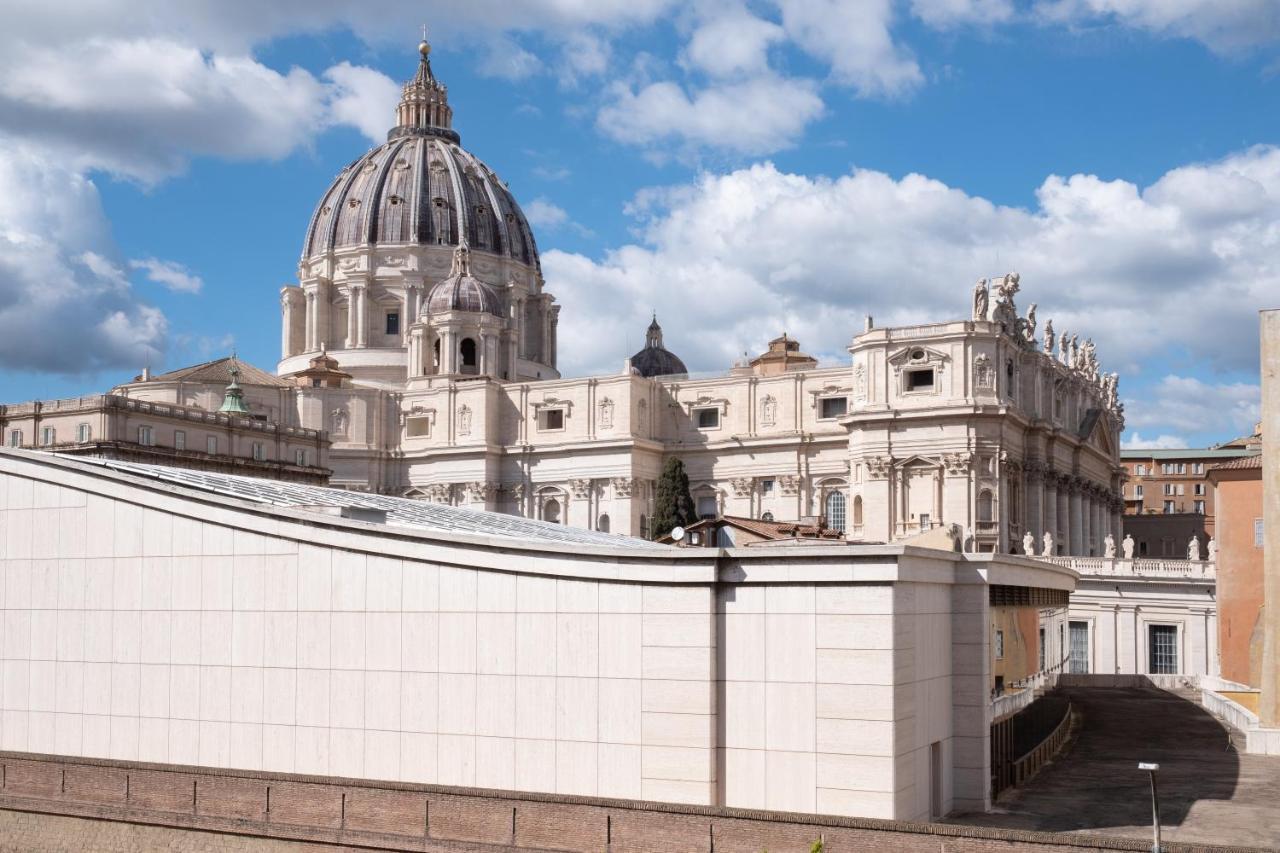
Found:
<box><xmin>973</xmin><ymin>354</ymin><xmax>994</xmax><ymax>390</ymax></box>
<box><xmin>778</xmin><ymin>475</ymin><xmax>801</xmax><ymax>496</ymax></box>
<box><xmin>457</xmin><ymin>404</ymin><xmax>472</xmax><ymax>436</ymax></box>
<box><xmin>1042</xmin><ymin>531</ymin><xmax>1055</xmax><ymax>556</ymax></box>
<box><xmin>1122</xmin><ymin>534</ymin><xmax>1135</xmax><ymax>559</ymax></box>
<box><xmin>853</xmin><ymin>365</ymin><xmax>867</xmax><ymax>402</ymax></box>
<box><xmin>942</xmin><ymin>452</ymin><xmax>972</xmax><ymax>477</ymax></box>
<box><xmin>424</xmin><ymin>483</ymin><xmax>452</xmax><ymax>504</ymax></box>
<box><xmin>1188</xmin><ymin>535</ymin><xmax>1201</xmax><ymax>561</ymax></box>
<box><xmin>864</xmin><ymin>456</ymin><xmax>892</xmax><ymax>480</ymax></box>
<box><xmin>1207</xmin><ymin>537</ymin><xmax>1217</xmax><ymax>562</ymax></box>
<box><xmin>382</xmin><ymin>254</ymin><xmax>407</xmax><ymax>268</ymax></box>
<box><xmin>760</xmin><ymin>394</ymin><xmax>778</xmax><ymax>426</ymax></box>
<box><xmin>569</xmin><ymin>478</ymin><xmax>593</xmax><ymax>499</ymax></box>
<box><xmin>461</xmin><ymin>481</ymin><xmax>494</xmax><ymax>503</ymax></box>
<box><xmin>1103</xmin><ymin>533</ymin><xmax>1116</xmax><ymax>558</ymax></box>
<box><xmin>730</xmin><ymin>477</ymin><xmax>754</xmax><ymax>498</ymax></box>
<box><xmin>1043</xmin><ymin>318</ymin><xmax>1055</xmax><ymax>354</ymax></box>
<box><xmin>597</xmin><ymin>397</ymin><xmax>614</xmax><ymax>429</ymax></box>
<box><xmin>611</xmin><ymin>477</ymin><xmax>635</xmax><ymax>498</ymax></box>
<box><xmin>330</xmin><ymin>407</ymin><xmax>349</xmax><ymax>436</ymax></box>
<box><xmin>509</xmin><ymin>482</ymin><xmax>526</xmax><ymax>504</ymax></box>
<box><xmin>1022</xmin><ymin>531</ymin><xmax>1036</xmax><ymax>556</ymax></box>
<box><xmin>1024</xmin><ymin>459</ymin><xmax>1045</xmax><ymax>482</ymax></box>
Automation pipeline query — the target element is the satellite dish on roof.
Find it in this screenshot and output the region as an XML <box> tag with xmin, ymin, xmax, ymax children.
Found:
<box><xmin>670</xmin><ymin>526</ymin><xmax>686</xmax><ymax>542</ymax></box>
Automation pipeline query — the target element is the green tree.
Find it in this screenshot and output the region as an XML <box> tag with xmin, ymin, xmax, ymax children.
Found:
<box><xmin>652</xmin><ymin>456</ymin><xmax>695</xmax><ymax>539</ymax></box>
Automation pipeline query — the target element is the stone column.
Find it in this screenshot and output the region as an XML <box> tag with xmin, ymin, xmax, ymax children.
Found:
<box><xmin>1261</xmin><ymin>309</ymin><xmax>1280</xmax><ymax>726</ymax></box>
<box><xmin>1043</xmin><ymin>477</ymin><xmax>1057</xmax><ymax>553</ymax></box>
<box><xmin>1026</xmin><ymin>466</ymin><xmax>1043</xmax><ymax>545</ymax></box>
<box><xmin>1081</xmin><ymin>491</ymin><xmax>1092</xmax><ymax>556</ymax></box>
<box><xmin>282</xmin><ymin>289</ymin><xmax>304</xmax><ymax>359</ymax></box>
<box><xmin>304</xmin><ymin>291</ymin><xmax>317</xmax><ymax>352</ymax></box>
<box><xmin>402</xmin><ymin>285</ymin><xmax>418</xmax><ymax>345</ymax></box>
<box><xmin>355</xmin><ymin>283</ymin><xmax>368</xmax><ymax>348</ymax></box>
<box><xmin>408</xmin><ymin>328</ymin><xmax>424</xmax><ymax>377</ymax></box>
<box><xmin>346</xmin><ymin>287</ymin><xmax>359</xmax><ymax>349</ymax></box>
<box><xmin>1056</xmin><ymin>476</ymin><xmax>1070</xmax><ymax>555</ymax></box>
<box><xmin>515</xmin><ymin>298</ymin><xmax>526</xmax><ymax>359</ymax></box>
<box><xmin>1069</xmin><ymin>482</ymin><xmax>1084</xmax><ymax>556</ymax></box>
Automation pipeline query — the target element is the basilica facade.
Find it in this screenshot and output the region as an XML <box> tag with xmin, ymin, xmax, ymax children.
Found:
<box><xmin>114</xmin><ymin>38</ymin><xmax>1126</xmax><ymax>555</ymax></box>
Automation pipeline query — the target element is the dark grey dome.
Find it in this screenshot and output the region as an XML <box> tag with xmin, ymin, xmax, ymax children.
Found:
<box><xmin>631</xmin><ymin>316</ymin><xmax>687</xmax><ymax>378</ymax></box>
<box><xmin>301</xmin><ymin>44</ymin><xmax>538</xmax><ymax>268</ymax></box>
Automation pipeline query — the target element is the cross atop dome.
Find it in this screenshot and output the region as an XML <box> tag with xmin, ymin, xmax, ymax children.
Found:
<box><xmin>392</xmin><ymin>32</ymin><xmax>457</xmax><ymax>143</ymax></box>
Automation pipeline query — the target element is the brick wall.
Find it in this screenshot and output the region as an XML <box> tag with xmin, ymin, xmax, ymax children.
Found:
<box><xmin>0</xmin><ymin>751</ymin><xmax>1260</xmax><ymax>853</ymax></box>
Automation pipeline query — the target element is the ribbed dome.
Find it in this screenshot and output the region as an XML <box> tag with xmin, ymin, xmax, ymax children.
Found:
<box><xmin>426</xmin><ymin>243</ymin><xmax>502</xmax><ymax>315</ymax></box>
<box><xmin>631</xmin><ymin>316</ymin><xmax>688</xmax><ymax>378</ymax></box>
<box><xmin>301</xmin><ymin>42</ymin><xmax>538</xmax><ymax>267</ymax></box>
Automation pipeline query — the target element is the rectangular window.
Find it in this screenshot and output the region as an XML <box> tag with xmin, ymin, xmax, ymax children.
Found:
<box><xmin>538</xmin><ymin>408</ymin><xmax>565</xmax><ymax>431</ymax></box>
<box><xmin>1257</xmin><ymin>519</ymin><xmax>1266</xmax><ymax>547</ymax></box>
<box><xmin>1193</xmin><ymin>463</ymin><xmax>1204</xmax><ymax>475</ymax></box>
<box><xmin>1148</xmin><ymin>624</ymin><xmax>1178</xmax><ymax>674</ymax></box>
<box><xmin>1164</xmin><ymin>483</ymin><xmax>1175</xmax><ymax>496</ymax></box>
<box><xmin>138</xmin><ymin>426</ymin><xmax>153</xmax><ymax>446</ymax></box>
<box><xmin>695</xmin><ymin>407</ymin><xmax>720</xmax><ymax>429</ymax></box>
<box><xmin>819</xmin><ymin>396</ymin><xmax>848</xmax><ymax>419</ymax></box>
<box><xmin>174</xmin><ymin>430</ymin><xmax>186</xmax><ymax>451</ymax></box>
<box><xmin>918</xmin><ymin>512</ymin><xmax>931</xmax><ymax>529</ymax></box>
<box><xmin>252</xmin><ymin>442</ymin><xmax>264</xmax><ymax>461</ymax></box>
<box><xmin>206</xmin><ymin>435</ymin><xmax>218</xmax><ymax>455</ymax></box>
<box><xmin>1193</xmin><ymin>500</ymin><xmax>1205</xmax><ymax>514</ymax></box>
<box><xmin>1069</xmin><ymin>621</ymin><xmax>1090</xmax><ymax>674</ymax></box>
<box><xmin>1178</xmin><ymin>463</ymin><xmax>1187</xmax><ymax>474</ymax></box>
<box><xmin>696</xmin><ymin>495</ymin><xmax>717</xmax><ymax>519</ymax></box>
<box><xmin>1134</xmin><ymin>485</ymin><xmax>1144</xmax><ymax>499</ymax></box>
<box><xmin>406</xmin><ymin>416</ymin><xmax>431</xmax><ymax>437</ymax></box>
<box><xmin>8</xmin><ymin>430</ymin><xmax>20</xmax><ymax>447</ymax></box>
<box><xmin>1038</xmin><ymin>627</ymin><xmax>1046</xmax><ymax>672</ymax></box>
<box><xmin>40</xmin><ymin>426</ymin><xmax>56</xmax><ymax>446</ymax></box>
<box><xmin>76</xmin><ymin>423</ymin><xmax>91</xmax><ymax>443</ymax></box>
<box><xmin>294</xmin><ymin>449</ymin><xmax>306</xmax><ymax>466</ymax></box>
<box><xmin>1136</xmin><ymin>465</ymin><xmax>1147</xmax><ymax>476</ymax></box>
<box><xmin>1163</xmin><ymin>500</ymin><xmax>1175</xmax><ymax>514</ymax></box>
<box><xmin>994</xmin><ymin>629</ymin><xmax>1005</xmax><ymax>661</ymax></box>
<box><xmin>1177</xmin><ymin>484</ymin><xmax>1185</xmax><ymax>496</ymax></box>
<box><xmin>760</xmin><ymin>478</ymin><xmax>775</xmax><ymax>495</ymax></box>
<box><xmin>385</xmin><ymin>312</ymin><xmax>400</xmax><ymax>335</ymax></box>
<box><xmin>906</xmin><ymin>369</ymin><xmax>935</xmax><ymax>391</ymax></box>
<box><xmin>1194</xmin><ymin>483</ymin><xmax>1206</xmax><ymax>496</ymax></box>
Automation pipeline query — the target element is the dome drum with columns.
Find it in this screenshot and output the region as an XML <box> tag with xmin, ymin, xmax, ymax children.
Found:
<box><xmin>279</xmin><ymin>38</ymin><xmax>556</xmax><ymax>386</ymax></box>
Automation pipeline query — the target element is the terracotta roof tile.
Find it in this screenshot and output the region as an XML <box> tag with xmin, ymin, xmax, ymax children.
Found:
<box><xmin>1211</xmin><ymin>455</ymin><xmax>1263</xmax><ymax>470</ymax></box>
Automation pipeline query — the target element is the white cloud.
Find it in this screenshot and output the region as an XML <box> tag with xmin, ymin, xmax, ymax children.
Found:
<box><xmin>478</xmin><ymin>35</ymin><xmax>543</xmax><ymax>80</ymax></box>
<box><xmin>911</xmin><ymin>0</ymin><xmax>1015</xmax><ymax>27</ymax></box>
<box><xmin>324</xmin><ymin>61</ymin><xmax>403</xmax><ymax>143</ymax></box>
<box><xmin>544</xmin><ymin>147</ymin><xmax>1276</xmax><ymax>439</ymax></box>
<box><xmin>776</xmin><ymin>0</ymin><xmax>925</xmax><ymax>97</ymax></box>
<box><xmin>682</xmin><ymin>9</ymin><xmax>786</xmax><ymax>78</ymax></box>
<box><xmin>1121</xmin><ymin>432</ymin><xmax>1190</xmax><ymax>450</ymax></box>
<box><xmin>129</xmin><ymin>258</ymin><xmax>203</xmax><ymax>294</ymax></box>
<box><xmin>1122</xmin><ymin>375</ymin><xmax>1261</xmax><ymax>438</ymax></box>
<box><xmin>524</xmin><ymin>198</ymin><xmax>572</xmax><ymax>229</ymax></box>
<box><xmin>597</xmin><ymin>75</ymin><xmax>824</xmax><ymax>157</ymax></box>
<box><xmin>0</xmin><ymin>144</ymin><xmax>165</xmax><ymax>374</ymax></box>
<box><xmin>1036</xmin><ymin>0</ymin><xmax>1280</xmax><ymax>52</ymax></box>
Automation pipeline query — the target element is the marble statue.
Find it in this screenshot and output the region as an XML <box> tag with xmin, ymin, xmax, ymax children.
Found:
<box><xmin>1043</xmin><ymin>319</ymin><xmax>1055</xmax><ymax>354</ymax></box>
<box><xmin>1207</xmin><ymin>537</ymin><xmax>1217</xmax><ymax>562</ymax></box>
<box><xmin>1188</xmin><ymin>535</ymin><xmax>1201</xmax><ymax>561</ymax></box>
<box><xmin>1122</xmin><ymin>533</ymin><xmax>1135</xmax><ymax>559</ymax></box>
<box><xmin>1025</xmin><ymin>303</ymin><xmax>1037</xmax><ymax>343</ymax></box>
<box><xmin>1104</xmin><ymin>533</ymin><xmax>1116</xmax><ymax>558</ymax></box>
<box><xmin>972</xmin><ymin>278</ymin><xmax>989</xmax><ymax>321</ymax></box>
<box><xmin>1058</xmin><ymin>333</ymin><xmax>1070</xmax><ymax>364</ymax></box>
<box><xmin>1069</xmin><ymin>335</ymin><xmax>1080</xmax><ymax>369</ymax></box>
<box><xmin>1023</xmin><ymin>531</ymin><xmax>1036</xmax><ymax>556</ymax></box>
<box><xmin>1042</xmin><ymin>531</ymin><xmax>1055</xmax><ymax>556</ymax></box>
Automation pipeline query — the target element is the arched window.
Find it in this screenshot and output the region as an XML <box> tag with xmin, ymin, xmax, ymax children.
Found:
<box><xmin>852</xmin><ymin>495</ymin><xmax>863</xmax><ymax>528</ymax></box>
<box><xmin>639</xmin><ymin>514</ymin><xmax>649</xmax><ymax>540</ymax></box>
<box><xmin>597</xmin><ymin>514</ymin><xmax>610</xmax><ymax>533</ymax></box>
<box><xmin>978</xmin><ymin>490</ymin><xmax>994</xmax><ymax>523</ymax></box>
<box><xmin>825</xmin><ymin>491</ymin><xmax>846</xmax><ymax>533</ymax></box>
<box><xmin>432</xmin><ymin>338</ymin><xmax>441</xmax><ymax>371</ymax></box>
<box><xmin>460</xmin><ymin>337</ymin><xmax>478</xmax><ymax>372</ymax></box>
<box><xmin>761</xmin><ymin>511</ymin><xmax>775</xmax><ymax>522</ymax></box>
<box><xmin>543</xmin><ymin>498</ymin><xmax>561</xmax><ymax>524</ymax></box>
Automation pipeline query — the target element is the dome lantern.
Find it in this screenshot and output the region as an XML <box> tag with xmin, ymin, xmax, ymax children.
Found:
<box><xmin>391</xmin><ymin>29</ymin><xmax>457</xmax><ymax>143</ymax></box>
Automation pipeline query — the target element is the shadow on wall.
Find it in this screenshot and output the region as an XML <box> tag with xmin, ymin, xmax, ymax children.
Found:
<box><xmin>959</xmin><ymin>683</ymin><xmax>1239</xmax><ymax>834</ymax></box>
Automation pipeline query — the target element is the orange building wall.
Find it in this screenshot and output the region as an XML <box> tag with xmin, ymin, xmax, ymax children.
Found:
<box><xmin>1215</xmin><ymin>475</ymin><xmax>1265</xmax><ymax>686</ymax></box>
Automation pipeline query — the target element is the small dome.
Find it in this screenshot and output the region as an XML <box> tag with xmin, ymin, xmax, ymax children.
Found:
<box><xmin>426</xmin><ymin>243</ymin><xmax>502</xmax><ymax>316</ymax></box>
<box><xmin>631</xmin><ymin>315</ymin><xmax>688</xmax><ymax>378</ymax></box>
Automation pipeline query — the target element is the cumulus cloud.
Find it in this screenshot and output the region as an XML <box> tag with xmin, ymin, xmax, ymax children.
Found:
<box><xmin>544</xmin><ymin>147</ymin><xmax>1276</xmax><ymax>438</ymax></box>
<box><xmin>598</xmin><ymin>75</ymin><xmax>825</xmax><ymax>157</ymax></box>
<box><xmin>0</xmin><ymin>145</ymin><xmax>165</xmax><ymax>373</ymax></box>
<box><xmin>681</xmin><ymin>8</ymin><xmax>787</xmax><ymax>78</ymax></box>
<box><xmin>1121</xmin><ymin>433</ymin><xmax>1190</xmax><ymax>450</ymax></box>
<box><xmin>524</xmin><ymin>198</ymin><xmax>572</xmax><ymax>229</ymax></box>
<box><xmin>129</xmin><ymin>258</ymin><xmax>203</xmax><ymax>294</ymax></box>
<box><xmin>1121</xmin><ymin>375</ymin><xmax>1262</xmax><ymax>438</ymax></box>
<box><xmin>776</xmin><ymin>0</ymin><xmax>925</xmax><ymax>97</ymax></box>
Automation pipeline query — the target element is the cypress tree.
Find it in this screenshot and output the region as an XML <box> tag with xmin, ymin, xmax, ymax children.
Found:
<box><xmin>652</xmin><ymin>456</ymin><xmax>696</xmax><ymax>539</ymax></box>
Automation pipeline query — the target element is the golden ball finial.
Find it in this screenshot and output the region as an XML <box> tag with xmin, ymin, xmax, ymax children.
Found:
<box><xmin>419</xmin><ymin>39</ymin><xmax>431</xmax><ymax>57</ymax></box>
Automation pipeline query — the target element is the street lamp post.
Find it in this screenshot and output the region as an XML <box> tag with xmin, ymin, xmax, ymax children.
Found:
<box><xmin>1138</xmin><ymin>762</ymin><xmax>1161</xmax><ymax>852</ymax></box>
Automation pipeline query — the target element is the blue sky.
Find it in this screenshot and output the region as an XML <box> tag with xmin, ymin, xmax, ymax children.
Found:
<box><xmin>0</xmin><ymin>1</ymin><xmax>1277</xmax><ymax>448</ymax></box>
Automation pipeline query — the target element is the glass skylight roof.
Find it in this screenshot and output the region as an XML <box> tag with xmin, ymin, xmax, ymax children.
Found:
<box><xmin>70</xmin><ymin>456</ymin><xmax>668</xmax><ymax>551</ymax></box>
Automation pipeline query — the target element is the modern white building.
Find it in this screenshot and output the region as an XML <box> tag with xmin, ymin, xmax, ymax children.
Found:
<box><xmin>0</xmin><ymin>448</ymin><xmax>1077</xmax><ymax>821</ymax></box>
